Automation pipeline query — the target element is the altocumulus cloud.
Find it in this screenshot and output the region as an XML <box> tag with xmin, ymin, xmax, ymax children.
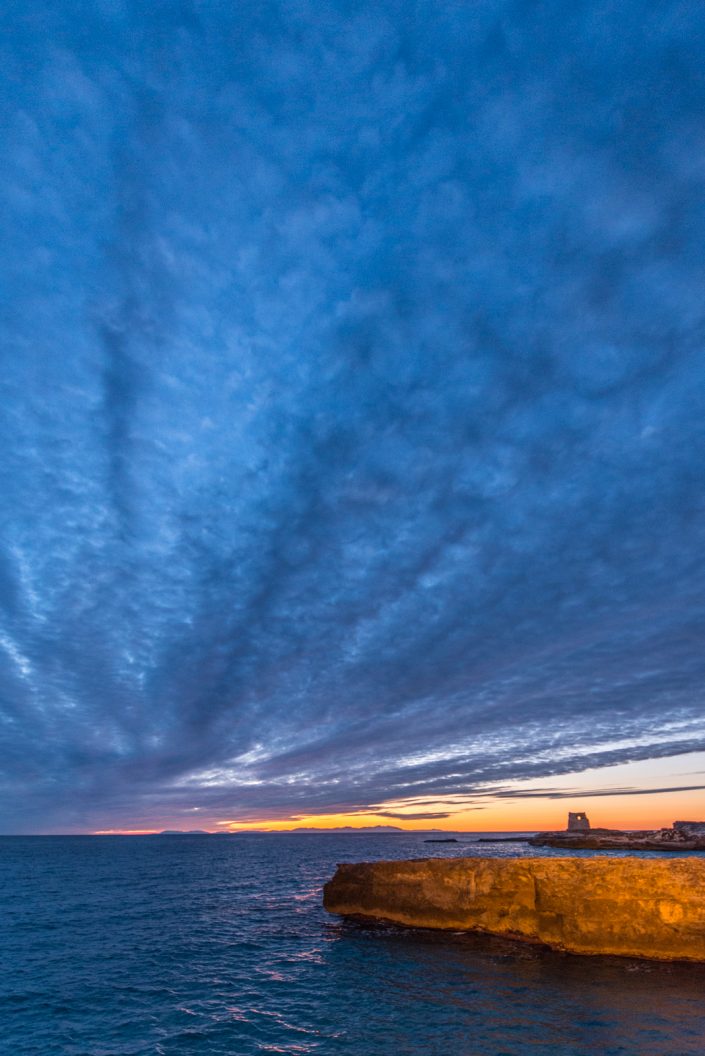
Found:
<box><xmin>2</xmin><ymin>0</ymin><xmax>705</xmax><ymax>830</ymax></box>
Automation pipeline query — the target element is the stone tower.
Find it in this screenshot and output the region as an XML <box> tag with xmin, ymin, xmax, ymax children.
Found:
<box><xmin>567</xmin><ymin>811</ymin><xmax>590</xmax><ymax>832</ymax></box>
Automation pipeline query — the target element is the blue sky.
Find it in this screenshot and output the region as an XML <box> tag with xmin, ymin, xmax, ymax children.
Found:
<box><xmin>2</xmin><ymin>0</ymin><xmax>705</xmax><ymax>831</ymax></box>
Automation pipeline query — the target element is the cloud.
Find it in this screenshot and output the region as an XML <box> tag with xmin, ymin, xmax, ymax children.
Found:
<box><xmin>490</xmin><ymin>785</ymin><xmax>705</xmax><ymax>801</ymax></box>
<box><xmin>376</xmin><ymin>811</ymin><xmax>453</xmax><ymax>821</ymax></box>
<box><xmin>2</xmin><ymin>1</ymin><xmax>705</xmax><ymax>830</ymax></box>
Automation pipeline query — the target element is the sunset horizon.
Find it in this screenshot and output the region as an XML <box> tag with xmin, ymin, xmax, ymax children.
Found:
<box><xmin>46</xmin><ymin>749</ymin><xmax>698</xmax><ymax>835</ymax></box>
<box><xmin>4</xmin><ymin>2</ymin><xmax>705</xmax><ymax>1052</ymax></box>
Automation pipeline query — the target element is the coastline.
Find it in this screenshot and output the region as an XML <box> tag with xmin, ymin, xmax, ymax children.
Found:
<box><xmin>324</xmin><ymin>855</ymin><xmax>705</xmax><ymax>962</ymax></box>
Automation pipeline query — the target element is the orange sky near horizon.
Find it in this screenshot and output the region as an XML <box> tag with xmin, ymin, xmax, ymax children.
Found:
<box><xmin>92</xmin><ymin>750</ymin><xmax>705</xmax><ymax>835</ymax></box>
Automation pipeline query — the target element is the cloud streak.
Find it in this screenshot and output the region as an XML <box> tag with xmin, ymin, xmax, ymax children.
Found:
<box><xmin>488</xmin><ymin>785</ymin><xmax>705</xmax><ymax>801</ymax></box>
<box><xmin>1</xmin><ymin>1</ymin><xmax>705</xmax><ymax>830</ymax></box>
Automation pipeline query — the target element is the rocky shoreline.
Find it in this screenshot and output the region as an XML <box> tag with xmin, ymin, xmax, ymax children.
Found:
<box><xmin>323</xmin><ymin>855</ymin><xmax>705</xmax><ymax>961</ymax></box>
<box><xmin>529</xmin><ymin>819</ymin><xmax>705</xmax><ymax>852</ymax></box>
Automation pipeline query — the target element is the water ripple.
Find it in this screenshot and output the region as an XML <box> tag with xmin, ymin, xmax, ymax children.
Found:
<box><xmin>1</xmin><ymin>834</ymin><xmax>705</xmax><ymax>1055</ymax></box>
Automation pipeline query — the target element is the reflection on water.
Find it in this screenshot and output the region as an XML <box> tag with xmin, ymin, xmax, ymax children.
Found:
<box><xmin>1</xmin><ymin>833</ymin><xmax>704</xmax><ymax>1055</ymax></box>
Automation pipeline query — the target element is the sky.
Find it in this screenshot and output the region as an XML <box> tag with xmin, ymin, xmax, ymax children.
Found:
<box><xmin>2</xmin><ymin>0</ymin><xmax>705</xmax><ymax>834</ymax></box>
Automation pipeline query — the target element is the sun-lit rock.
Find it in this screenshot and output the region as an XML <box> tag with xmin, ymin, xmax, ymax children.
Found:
<box><xmin>323</xmin><ymin>856</ymin><xmax>705</xmax><ymax>961</ymax></box>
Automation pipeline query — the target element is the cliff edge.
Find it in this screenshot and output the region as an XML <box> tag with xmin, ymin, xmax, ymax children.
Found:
<box><xmin>323</xmin><ymin>856</ymin><xmax>705</xmax><ymax>961</ymax></box>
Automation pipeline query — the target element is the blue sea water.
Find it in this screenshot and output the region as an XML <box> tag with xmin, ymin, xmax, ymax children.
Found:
<box><xmin>1</xmin><ymin>834</ymin><xmax>705</xmax><ymax>1056</ymax></box>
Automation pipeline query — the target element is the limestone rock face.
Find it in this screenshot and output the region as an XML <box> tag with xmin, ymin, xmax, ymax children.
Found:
<box><xmin>323</xmin><ymin>856</ymin><xmax>705</xmax><ymax>961</ymax></box>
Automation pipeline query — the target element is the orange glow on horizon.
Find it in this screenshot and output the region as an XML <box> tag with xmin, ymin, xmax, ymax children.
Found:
<box><xmin>214</xmin><ymin>752</ymin><xmax>705</xmax><ymax>833</ymax></box>
<box><xmin>93</xmin><ymin>829</ymin><xmax>160</xmax><ymax>835</ymax></box>
<box><xmin>85</xmin><ymin>753</ymin><xmax>705</xmax><ymax>835</ymax></box>
<box><xmin>215</xmin><ymin>796</ymin><xmax>705</xmax><ymax>834</ymax></box>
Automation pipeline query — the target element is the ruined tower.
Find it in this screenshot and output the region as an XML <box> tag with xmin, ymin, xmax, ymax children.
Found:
<box><xmin>567</xmin><ymin>811</ymin><xmax>590</xmax><ymax>832</ymax></box>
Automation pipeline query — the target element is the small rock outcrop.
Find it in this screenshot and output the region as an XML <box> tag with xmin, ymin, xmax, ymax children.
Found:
<box><xmin>323</xmin><ymin>856</ymin><xmax>705</xmax><ymax>961</ymax></box>
<box><xmin>674</xmin><ymin>821</ymin><xmax>705</xmax><ymax>837</ymax></box>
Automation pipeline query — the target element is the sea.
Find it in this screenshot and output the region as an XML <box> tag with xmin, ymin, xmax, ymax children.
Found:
<box><xmin>2</xmin><ymin>833</ymin><xmax>705</xmax><ymax>1056</ymax></box>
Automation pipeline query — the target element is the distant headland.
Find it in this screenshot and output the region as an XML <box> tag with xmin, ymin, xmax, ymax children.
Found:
<box><xmin>157</xmin><ymin>830</ymin><xmax>212</xmax><ymax>835</ymax></box>
<box><xmin>529</xmin><ymin>813</ymin><xmax>705</xmax><ymax>851</ymax></box>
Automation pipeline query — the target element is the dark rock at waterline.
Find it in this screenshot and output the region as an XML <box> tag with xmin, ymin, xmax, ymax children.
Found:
<box><xmin>530</xmin><ymin>823</ymin><xmax>705</xmax><ymax>852</ymax></box>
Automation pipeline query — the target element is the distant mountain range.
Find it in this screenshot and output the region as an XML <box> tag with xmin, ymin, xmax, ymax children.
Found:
<box><xmin>158</xmin><ymin>829</ymin><xmax>211</xmax><ymax>835</ymax></box>
<box><xmin>290</xmin><ymin>824</ymin><xmax>405</xmax><ymax>833</ymax></box>
<box><xmin>152</xmin><ymin>827</ymin><xmax>521</xmax><ymax>836</ymax></box>
<box><xmin>158</xmin><ymin>825</ymin><xmax>441</xmax><ymax>835</ymax></box>
<box><xmin>219</xmin><ymin>825</ymin><xmax>453</xmax><ymax>834</ymax></box>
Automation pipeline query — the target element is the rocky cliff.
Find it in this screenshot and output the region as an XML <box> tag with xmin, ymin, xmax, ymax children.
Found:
<box><xmin>323</xmin><ymin>856</ymin><xmax>705</xmax><ymax>961</ymax></box>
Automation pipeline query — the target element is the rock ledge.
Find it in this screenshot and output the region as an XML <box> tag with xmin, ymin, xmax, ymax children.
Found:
<box><xmin>323</xmin><ymin>856</ymin><xmax>705</xmax><ymax>961</ymax></box>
